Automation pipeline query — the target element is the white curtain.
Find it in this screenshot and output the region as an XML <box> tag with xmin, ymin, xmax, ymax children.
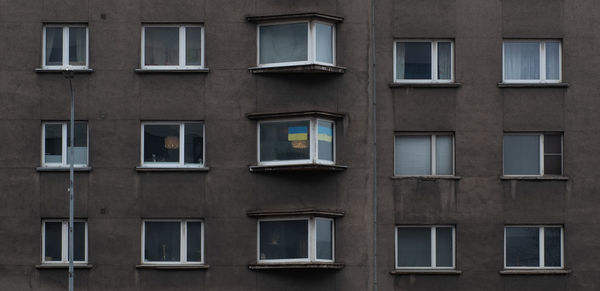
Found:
<box><xmin>395</xmin><ymin>136</ymin><xmax>431</xmax><ymax>175</ymax></box>
<box><xmin>396</xmin><ymin>43</ymin><xmax>405</xmax><ymax>79</ymax></box>
<box><xmin>69</xmin><ymin>27</ymin><xmax>86</xmax><ymax>66</ymax></box>
<box><xmin>545</xmin><ymin>42</ymin><xmax>560</xmax><ymax>80</ymax></box>
<box><xmin>435</xmin><ymin>135</ymin><xmax>453</xmax><ymax>175</ymax></box>
<box><xmin>259</xmin><ymin>23</ymin><xmax>308</xmax><ymax>64</ymax></box>
<box><xmin>437</xmin><ymin>42</ymin><xmax>452</xmax><ymax>80</ymax></box>
<box><xmin>185</xmin><ymin>27</ymin><xmax>203</xmax><ymax>66</ymax></box>
<box><xmin>504</xmin><ymin>42</ymin><xmax>540</xmax><ymax>80</ymax></box>
<box><xmin>315</xmin><ymin>23</ymin><xmax>333</xmax><ymax>63</ymax></box>
<box><xmin>145</xmin><ymin>27</ymin><xmax>179</xmax><ymax>66</ymax></box>
<box><xmin>45</xmin><ymin>27</ymin><xmax>63</xmax><ymax>65</ymax></box>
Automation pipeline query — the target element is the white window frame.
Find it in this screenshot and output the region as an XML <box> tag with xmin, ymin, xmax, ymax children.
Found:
<box><xmin>393</xmin><ymin>40</ymin><xmax>454</xmax><ymax>84</ymax></box>
<box><xmin>141</xmin><ymin>219</ymin><xmax>205</xmax><ymax>265</ymax></box>
<box><xmin>257</xmin><ymin>118</ymin><xmax>336</xmax><ymax>166</ymax></box>
<box><xmin>256</xmin><ymin>20</ymin><xmax>336</xmax><ymax>68</ymax></box>
<box><xmin>140</xmin><ymin>25</ymin><xmax>205</xmax><ymax>70</ymax></box>
<box><xmin>502</xmin><ymin>133</ymin><xmax>563</xmax><ymax>176</ymax></box>
<box><xmin>41</xmin><ymin>122</ymin><xmax>89</xmax><ymax>168</ymax></box>
<box><xmin>504</xmin><ymin>225</ymin><xmax>564</xmax><ymax>269</ymax></box>
<box><xmin>257</xmin><ymin>216</ymin><xmax>335</xmax><ymax>264</ymax></box>
<box><xmin>41</xmin><ymin>220</ymin><xmax>88</xmax><ymax>264</ymax></box>
<box><xmin>502</xmin><ymin>40</ymin><xmax>562</xmax><ymax>83</ymax></box>
<box><xmin>42</xmin><ymin>25</ymin><xmax>89</xmax><ymax>69</ymax></box>
<box><xmin>395</xmin><ymin>225</ymin><xmax>456</xmax><ymax>270</ymax></box>
<box><xmin>393</xmin><ymin>133</ymin><xmax>455</xmax><ymax>176</ymax></box>
<box><xmin>140</xmin><ymin>122</ymin><xmax>205</xmax><ymax>168</ymax></box>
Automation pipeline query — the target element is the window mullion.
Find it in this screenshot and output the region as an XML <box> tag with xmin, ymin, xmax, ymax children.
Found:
<box><xmin>180</xmin><ymin>27</ymin><xmax>186</xmax><ymax>67</ymax></box>
<box><xmin>432</xmin><ymin>41</ymin><xmax>437</xmax><ymax>82</ymax></box>
<box><xmin>181</xmin><ymin>221</ymin><xmax>187</xmax><ymax>263</ymax></box>
<box><xmin>540</xmin><ymin>42</ymin><xmax>546</xmax><ymax>81</ymax></box>
<box><xmin>539</xmin><ymin>227</ymin><xmax>545</xmax><ymax>267</ymax></box>
<box><xmin>431</xmin><ymin>227</ymin><xmax>436</xmax><ymax>267</ymax></box>
<box><xmin>540</xmin><ymin>134</ymin><xmax>544</xmax><ymax>175</ymax></box>
<box><xmin>431</xmin><ymin>135</ymin><xmax>436</xmax><ymax>175</ymax></box>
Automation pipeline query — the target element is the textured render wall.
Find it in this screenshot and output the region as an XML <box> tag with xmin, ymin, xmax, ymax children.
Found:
<box><xmin>0</xmin><ymin>0</ymin><xmax>372</xmax><ymax>290</ymax></box>
<box><xmin>377</xmin><ymin>0</ymin><xmax>600</xmax><ymax>290</ymax></box>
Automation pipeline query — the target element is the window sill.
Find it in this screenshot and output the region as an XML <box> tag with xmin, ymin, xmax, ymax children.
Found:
<box><xmin>500</xmin><ymin>176</ymin><xmax>568</xmax><ymax>181</ymax></box>
<box><xmin>136</xmin><ymin>264</ymin><xmax>210</xmax><ymax>270</ymax></box>
<box><xmin>35</xmin><ymin>68</ymin><xmax>94</xmax><ymax>74</ymax></box>
<box><xmin>390</xmin><ymin>269</ymin><xmax>462</xmax><ymax>275</ymax></box>
<box><xmin>248</xmin><ymin>262</ymin><xmax>345</xmax><ymax>270</ymax></box>
<box><xmin>391</xmin><ymin>175</ymin><xmax>461</xmax><ymax>180</ymax></box>
<box><xmin>247</xmin><ymin>208</ymin><xmax>345</xmax><ymax>218</ymax></box>
<box><xmin>36</xmin><ymin>264</ymin><xmax>93</xmax><ymax>269</ymax></box>
<box><xmin>134</xmin><ymin>68</ymin><xmax>210</xmax><ymax>74</ymax></box>
<box><xmin>249</xmin><ymin>64</ymin><xmax>346</xmax><ymax>74</ymax></box>
<box><xmin>497</xmin><ymin>82</ymin><xmax>569</xmax><ymax>88</ymax></box>
<box><xmin>389</xmin><ymin>82</ymin><xmax>461</xmax><ymax>88</ymax></box>
<box><xmin>36</xmin><ymin>166</ymin><xmax>92</xmax><ymax>172</ymax></box>
<box><xmin>249</xmin><ymin>164</ymin><xmax>347</xmax><ymax>172</ymax></box>
<box><xmin>135</xmin><ymin>166</ymin><xmax>210</xmax><ymax>172</ymax></box>
<box><xmin>499</xmin><ymin>269</ymin><xmax>571</xmax><ymax>275</ymax></box>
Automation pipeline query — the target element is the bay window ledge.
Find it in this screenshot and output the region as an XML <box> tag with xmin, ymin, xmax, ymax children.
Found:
<box><xmin>391</xmin><ymin>175</ymin><xmax>461</xmax><ymax>180</ymax></box>
<box><xmin>389</xmin><ymin>82</ymin><xmax>461</xmax><ymax>88</ymax></box>
<box><xmin>36</xmin><ymin>264</ymin><xmax>93</xmax><ymax>269</ymax></box>
<box><xmin>497</xmin><ymin>82</ymin><xmax>569</xmax><ymax>88</ymax></box>
<box><xmin>248</xmin><ymin>262</ymin><xmax>345</xmax><ymax>270</ymax></box>
<box><xmin>249</xmin><ymin>64</ymin><xmax>346</xmax><ymax>74</ymax></box>
<box><xmin>35</xmin><ymin>68</ymin><xmax>94</xmax><ymax>74</ymax></box>
<box><xmin>36</xmin><ymin>166</ymin><xmax>92</xmax><ymax>172</ymax></box>
<box><xmin>136</xmin><ymin>264</ymin><xmax>210</xmax><ymax>270</ymax></box>
<box><xmin>390</xmin><ymin>269</ymin><xmax>462</xmax><ymax>275</ymax></box>
<box><xmin>135</xmin><ymin>166</ymin><xmax>210</xmax><ymax>172</ymax></box>
<box><xmin>500</xmin><ymin>176</ymin><xmax>568</xmax><ymax>181</ymax></box>
<box><xmin>134</xmin><ymin>68</ymin><xmax>210</xmax><ymax>73</ymax></box>
<box><xmin>249</xmin><ymin>164</ymin><xmax>347</xmax><ymax>172</ymax></box>
<box><xmin>499</xmin><ymin>269</ymin><xmax>571</xmax><ymax>275</ymax></box>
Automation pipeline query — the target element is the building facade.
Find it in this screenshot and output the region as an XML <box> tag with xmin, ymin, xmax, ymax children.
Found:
<box><xmin>0</xmin><ymin>0</ymin><xmax>597</xmax><ymax>290</ymax></box>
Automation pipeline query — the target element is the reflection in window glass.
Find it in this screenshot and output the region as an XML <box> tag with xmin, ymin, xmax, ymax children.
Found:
<box><xmin>260</xmin><ymin>121</ymin><xmax>310</xmax><ymax>162</ymax></box>
<box><xmin>504</xmin><ymin>42</ymin><xmax>540</xmax><ymax>80</ymax></box>
<box><xmin>396</xmin><ymin>42</ymin><xmax>432</xmax><ymax>80</ymax></box>
<box><xmin>144</xmin><ymin>124</ymin><xmax>180</xmax><ymax>163</ymax></box>
<box><xmin>546</xmin><ymin>42</ymin><xmax>560</xmax><ymax>80</ymax></box>
<box><xmin>259</xmin><ymin>23</ymin><xmax>308</xmax><ymax>64</ymax></box>
<box><xmin>316</xmin><ymin>219</ymin><xmax>333</xmax><ymax>260</ymax></box>
<box><xmin>187</xmin><ymin>222</ymin><xmax>203</xmax><ymax>262</ymax></box>
<box><xmin>69</xmin><ymin>27</ymin><xmax>86</xmax><ymax>66</ymax></box>
<box><xmin>317</xmin><ymin>121</ymin><xmax>334</xmax><ymax>161</ymax></box>
<box><xmin>437</xmin><ymin>42</ymin><xmax>452</xmax><ymax>80</ymax></box>
<box><xmin>184</xmin><ymin>123</ymin><xmax>204</xmax><ymax>164</ymax></box>
<box><xmin>44</xmin><ymin>124</ymin><xmax>63</xmax><ymax>164</ymax></box>
<box><xmin>74</xmin><ymin>222</ymin><xmax>86</xmax><ymax>261</ymax></box>
<box><xmin>144</xmin><ymin>222</ymin><xmax>181</xmax><ymax>262</ymax></box>
<box><xmin>544</xmin><ymin>227</ymin><xmax>562</xmax><ymax>267</ymax></box>
<box><xmin>67</xmin><ymin>122</ymin><xmax>88</xmax><ymax>165</ymax></box>
<box><xmin>505</xmin><ymin>227</ymin><xmax>539</xmax><ymax>267</ymax></box>
<box><xmin>145</xmin><ymin>27</ymin><xmax>179</xmax><ymax>66</ymax></box>
<box><xmin>395</xmin><ymin>136</ymin><xmax>432</xmax><ymax>175</ymax></box>
<box><xmin>185</xmin><ymin>27</ymin><xmax>203</xmax><ymax>66</ymax></box>
<box><xmin>44</xmin><ymin>222</ymin><xmax>62</xmax><ymax>262</ymax></box>
<box><xmin>436</xmin><ymin>227</ymin><xmax>453</xmax><ymax>267</ymax></box>
<box><xmin>315</xmin><ymin>23</ymin><xmax>333</xmax><ymax>64</ymax></box>
<box><xmin>259</xmin><ymin>220</ymin><xmax>308</xmax><ymax>260</ymax></box>
<box><xmin>503</xmin><ymin>135</ymin><xmax>540</xmax><ymax>175</ymax></box>
<box><xmin>45</xmin><ymin>27</ymin><xmax>63</xmax><ymax>66</ymax></box>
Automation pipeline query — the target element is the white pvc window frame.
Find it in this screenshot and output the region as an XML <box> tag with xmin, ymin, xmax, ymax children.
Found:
<box><xmin>140</xmin><ymin>25</ymin><xmax>205</xmax><ymax>70</ymax></box>
<box><xmin>42</xmin><ymin>25</ymin><xmax>89</xmax><ymax>69</ymax></box>
<box><xmin>393</xmin><ymin>40</ymin><xmax>454</xmax><ymax>84</ymax></box>
<box><xmin>256</xmin><ymin>20</ymin><xmax>336</xmax><ymax>68</ymax></box>
<box><xmin>140</xmin><ymin>122</ymin><xmax>205</xmax><ymax>168</ymax></box>
<box><xmin>41</xmin><ymin>122</ymin><xmax>89</xmax><ymax>168</ymax></box>
<box><xmin>257</xmin><ymin>118</ymin><xmax>336</xmax><ymax>166</ymax></box>
<box><xmin>41</xmin><ymin>219</ymin><xmax>88</xmax><ymax>264</ymax></box>
<box><xmin>394</xmin><ymin>225</ymin><xmax>456</xmax><ymax>270</ymax></box>
<box><xmin>502</xmin><ymin>133</ymin><xmax>564</xmax><ymax>176</ymax></box>
<box><xmin>503</xmin><ymin>225</ymin><xmax>564</xmax><ymax>269</ymax></box>
<box><xmin>502</xmin><ymin>40</ymin><xmax>562</xmax><ymax>83</ymax></box>
<box><xmin>141</xmin><ymin>219</ymin><xmax>205</xmax><ymax>265</ymax></box>
<box><xmin>257</xmin><ymin>216</ymin><xmax>335</xmax><ymax>264</ymax></box>
<box><xmin>393</xmin><ymin>133</ymin><xmax>455</xmax><ymax>176</ymax></box>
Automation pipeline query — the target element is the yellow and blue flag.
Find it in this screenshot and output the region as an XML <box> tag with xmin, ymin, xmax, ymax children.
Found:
<box><xmin>288</xmin><ymin>126</ymin><xmax>308</xmax><ymax>141</ymax></box>
<box><xmin>318</xmin><ymin>125</ymin><xmax>333</xmax><ymax>142</ymax></box>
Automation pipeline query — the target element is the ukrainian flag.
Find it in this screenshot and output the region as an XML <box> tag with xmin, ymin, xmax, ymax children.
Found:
<box><xmin>318</xmin><ymin>126</ymin><xmax>333</xmax><ymax>142</ymax></box>
<box><xmin>288</xmin><ymin>126</ymin><xmax>308</xmax><ymax>141</ymax></box>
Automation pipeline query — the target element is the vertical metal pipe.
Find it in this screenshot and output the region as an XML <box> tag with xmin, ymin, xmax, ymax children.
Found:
<box><xmin>66</xmin><ymin>73</ymin><xmax>75</xmax><ymax>291</ymax></box>
<box><xmin>370</xmin><ymin>0</ymin><xmax>378</xmax><ymax>290</ymax></box>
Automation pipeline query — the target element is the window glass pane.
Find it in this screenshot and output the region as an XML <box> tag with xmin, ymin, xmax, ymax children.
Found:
<box><xmin>435</xmin><ymin>227</ymin><xmax>453</xmax><ymax>267</ymax></box>
<box><xmin>184</xmin><ymin>123</ymin><xmax>203</xmax><ymax>165</ymax></box>
<box><xmin>144</xmin><ymin>222</ymin><xmax>181</xmax><ymax>262</ymax></box>
<box><xmin>44</xmin><ymin>222</ymin><xmax>62</xmax><ymax>261</ymax></box>
<box><xmin>503</xmin><ymin>135</ymin><xmax>540</xmax><ymax>175</ymax></box>
<box><xmin>397</xmin><ymin>227</ymin><xmax>431</xmax><ymax>267</ymax></box>
<box><xmin>187</xmin><ymin>222</ymin><xmax>203</xmax><ymax>262</ymax></box>
<box><xmin>74</xmin><ymin>222</ymin><xmax>86</xmax><ymax>261</ymax></box>
<box><xmin>396</xmin><ymin>42</ymin><xmax>432</xmax><ymax>80</ymax></box>
<box><xmin>437</xmin><ymin>42</ymin><xmax>452</xmax><ymax>80</ymax></box>
<box><xmin>544</xmin><ymin>134</ymin><xmax>562</xmax><ymax>154</ymax></box>
<box><xmin>315</xmin><ymin>23</ymin><xmax>333</xmax><ymax>64</ymax></box>
<box><xmin>544</xmin><ymin>227</ymin><xmax>562</xmax><ymax>267</ymax></box>
<box><xmin>259</xmin><ymin>220</ymin><xmax>308</xmax><ymax>260</ymax></box>
<box><xmin>544</xmin><ymin>155</ymin><xmax>562</xmax><ymax>175</ymax></box>
<box><xmin>259</xmin><ymin>23</ymin><xmax>308</xmax><ymax>64</ymax></box>
<box><xmin>546</xmin><ymin>42</ymin><xmax>560</xmax><ymax>80</ymax></box>
<box><xmin>395</xmin><ymin>136</ymin><xmax>432</xmax><ymax>175</ymax></box>
<box><xmin>67</xmin><ymin>122</ymin><xmax>88</xmax><ymax>165</ymax></box>
<box><xmin>435</xmin><ymin>135</ymin><xmax>453</xmax><ymax>175</ymax></box>
<box><xmin>144</xmin><ymin>124</ymin><xmax>180</xmax><ymax>163</ymax></box>
<box><xmin>260</xmin><ymin>121</ymin><xmax>310</xmax><ymax>162</ymax></box>
<box><xmin>316</xmin><ymin>219</ymin><xmax>333</xmax><ymax>260</ymax></box>
<box><xmin>145</xmin><ymin>27</ymin><xmax>179</xmax><ymax>66</ymax></box>
<box><xmin>69</xmin><ymin>27</ymin><xmax>86</xmax><ymax>66</ymax></box>
<box><xmin>506</xmin><ymin>227</ymin><xmax>539</xmax><ymax>267</ymax></box>
<box><xmin>504</xmin><ymin>42</ymin><xmax>540</xmax><ymax>80</ymax></box>
<box><xmin>185</xmin><ymin>27</ymin><xmax>203</xmax><ymax>66</ymax></box>
<box><xmin>317</xmin><ymin>121</ymin><xmax>334</xmax><ymax>161</ymax></box>
<box><xmin>44</xmin><ymin>124</ymin><xmax>63</xmax><ymax>164</ymax></box>
<box><xmin>45</xmin><ymin>27</ymin><xmax>63</xmax><ymax>66</ymax></box>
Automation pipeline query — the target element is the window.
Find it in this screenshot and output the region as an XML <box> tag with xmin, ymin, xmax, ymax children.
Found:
<box><xmin>141</xmin><ymin>122</ymin><xmax>204</xmax><ymax>168</ymax></box>
<box><xmin>42</xmin><ymin>220</ymin><xmax>87</xmax><ymax>264</ymax></box>
<box><xmin>42</xmin><ymin>122</ymin><xmax>88</xmax><ymax>167</ymax></box>
<box><xmin>394</xmin><ymin>40</ymin><xmax>453</xmax><ymax>83</ymax></box>
<box><xmin>394</xmin><ymin>134</ymin><xmax>454</xmax><ymax>176</ymax></box>
<box><xmin>258</xmin><ymin>217</ymin><xmax>334</xmax><ymax>263</ymax></box>
<box><xmin>503</xmin><ymin>133</ymin><xmax>563</xmax><ymax>176</ymax></box>
<box><xmin>258</xmin><ymin>118</ymin><xmax>335</xmax><ymax>166</ymax></box>
<box><xmin>141</xmin><ymin>25</ymin><xmax>204</xmax><ymax>69</ymax></box>
<box><xmin>142</xmin><ymin>220</ymin><xmax>204</xmax><ymax>264</ymax></box>
<box><xmin>504</xmin><ymin>226</ymin><xmax>563</xmax><ymax>269</ymax></box>
<box><xmin>503</xmin><ymin>40</ymin><xmax>561</xmax><ymax>83</ymax></box>
<box><xmin>395</xmin><ymin>226</ymin><xmax>455</xmax><ymax>269</ymax></box>
<box><xmin>258</xmin><ymin>21</ymin><xmax>335</xmax><ymax>67</ymax></box>
<box><xmin>43</xmin><ymin>25</ymin><xmax>88</xmax><ymax>69</ymax></box>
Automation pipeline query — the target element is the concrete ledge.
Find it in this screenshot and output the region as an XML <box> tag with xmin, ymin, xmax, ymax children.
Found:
<box><xmin>246</xmin><ymin>12</ymin><xmax>344</xmax><ymax>23</ymax></box>
<box><xmin>248</xmin><ymin>263</ymin><xmax>345</xmax><ymax>270</ymax></box>
<box><xmin>36</xmin><ymin>167</ymin><xmax>92</xmax><ymax>172</ymax></box>
<box><xmin>499</xmin><ymin>269</ymin><xmax>571</xmax><ymax>275</ymax></box>
<box><xmin>136</xmin><ymin>264</ymin><xmax>210</xmax><ymax>270</ymax></box>
<box><xmin>36</xmin><ymin>264</ymin><xmax>93</xmax><ymax>269</ymax></box>
<box><xmin>135</xmin><ymin>68</ymin><xmax>210</xmax><ymax>73</ymax></box>
<box><xmin>389</xmin><ymin>82</ymin><xmax>461</xmax><ymax>88</ymax></box>
<box><xmin>500</xmin><ymin>176</ymin><xmax>568</xmax><ymax>181</ymax></box>
<box><xmin>249</xmin><ymin>164</ymin><xmax>347</xmax><ymax>172</ymax></box>
<box><xmin>391</xmin><ymin>175</ymin><xmax>461</xmax><ymax>180</ymax></box>
<box><xmin>35</xmin><ymin>68</ymin><xmax>94</xmax><ymax>74</ymax></box>
<box><xmin>247</xmin><ymin>110</ymin><xmax>345</xmax><ymax>120</ymax></box>
<box><xmin>390</xmin><ymin>269</ymin><xmax>462</xmax><ymax>275</ymax></box>
<box><xmin>249</xmin><ymin>64</ymin><xmax>345</xmax><ymax>74</ymax></box>
<box><xmin>247</xmin><ymin>209</ymin><xmax>345</xmax><ymax>218</ymax></box>
<box><xmin>135</xmin><ymin>167</ymin><xmax>210</xmax><ymax>172</ymax></box>
<box><xmin>497</xmin><ymin>83</ymin><xmax>569</xmax><ymax>88</ymax></box>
